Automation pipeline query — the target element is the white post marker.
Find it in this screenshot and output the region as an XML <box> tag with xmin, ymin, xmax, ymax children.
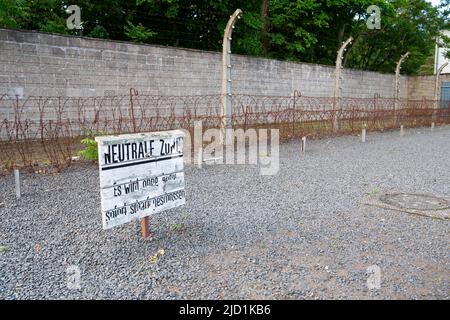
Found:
<box><xmin>431</xmin><ymin>122</ymin><xmax>435</xmax><ymax>130</ymax></box>
<box><xmin>14</xmin><ymin>169</ymin><xmax>21</xmax><ymax>199</ymax></box>
<box><xmin>301</xmin><ymin>136</ymin><xmax>306</xmax><ymax>153</ymax></box>
<box><xmin>400</xmin><ymin>125</ymin><xmax>404</xmax><ymax>137</ymax></box>
<box><xmin>95</xmin><ymin>130</ymin><xmax>185</xmax><ymax>231</ymax></box>
<box><xmin>361</xmin><ymin>127</ymin><xmax>366</xmax><ymax>143</ymax></box>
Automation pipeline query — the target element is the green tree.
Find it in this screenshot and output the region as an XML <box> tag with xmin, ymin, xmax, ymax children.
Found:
<box><xmin>0</xmin><ymin>0</ymin><xmax>448</xmax><ymax>75</ymax></box>
<box><xmin>345</xmin><ymin>0</ymin><xmax>448</xmax><ymax>74</ymax></box>
<box><xmin>0</xmin><ymin>0</ymin><xmax>28</xmax><ymax>28</ymax></box>
<box><xmin>23</xmin><ymin>0</ymin><xmax>68</xmax><ymax>34</ymax></box>
<box><xmin>124</xmin><ymin>21</ymin><xmax>156</xmax><ymax>42</ymax></box>
<box><xmin>87</xmin><ymin>25</ymin><xmax>110</xmax><ymax>39</ymax></box>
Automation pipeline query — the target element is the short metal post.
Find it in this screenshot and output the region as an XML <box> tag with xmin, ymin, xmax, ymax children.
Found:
<box><xmin>431</xmin><ymin>122</ymin><xmax>435</xmax><ymax>130</ymax></box>
<box><xmin>361</xmin><ymin>127</ymin><xmax>366</xmax><ymax>143</ymax></box>
<box><xmin>400</xmin><ymin>125</ymin><xmax>404</xmax><ymax>137</ymax></box>
<box><xmin>14</xmin><ymin>169</ymin><xmax>21</xmax><ymax>199</ymax></box>
<box><xmin>301</xmin><ymin>136</ymin><xmax>306</xmax><ymax>153</ymax></box>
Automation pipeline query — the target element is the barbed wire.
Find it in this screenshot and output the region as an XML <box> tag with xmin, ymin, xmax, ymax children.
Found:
<box><xmin>1</xmin><ymin>92</ymin><xmax>448</xmax><ymax>172</ymax></box>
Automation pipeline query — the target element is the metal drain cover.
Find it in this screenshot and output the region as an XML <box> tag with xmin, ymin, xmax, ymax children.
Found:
<box><xmin>361</xmin><ymin>192</ymin><xmax>450</xmax><ymax>220</ymax></box>
<box><xmin>379</xmin><ymin>193</ymin><xmax>450</xmax><ymax>211</ymax></box>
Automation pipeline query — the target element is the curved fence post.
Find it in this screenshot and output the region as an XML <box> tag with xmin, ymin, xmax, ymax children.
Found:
<box><xmin>221</xmin><ymin>9</ymin><xmax>242</xmax><ymax>144</ymax></box>
<box><xmin>393</xmin><ymin>52</ymin><xmax>410</xmax><ymax>125</ymax></box>
<box><xmin>333</xmin><ymin>37</ymin><xmax>353</xmax><ymax>132</ymax></box>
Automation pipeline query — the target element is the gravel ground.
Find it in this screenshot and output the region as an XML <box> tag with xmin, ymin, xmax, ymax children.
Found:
<box><xmin>0</xmin><ymin>125</ymin><xmax>449</xmax><ymax>300</ymax></box>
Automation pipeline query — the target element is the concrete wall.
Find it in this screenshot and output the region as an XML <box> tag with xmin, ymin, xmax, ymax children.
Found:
<box><xmin>407</xmin><ymin>74</ymin><xmax>450</xmax><ymax>100</ymax></box>
<box><xmin>0</xmin><ymin>28</ymin><xmax>409</xmax><ymax>99</ymax></box>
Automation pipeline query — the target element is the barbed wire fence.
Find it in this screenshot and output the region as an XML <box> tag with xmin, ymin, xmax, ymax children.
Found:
<box><xmin>1</xmin><ymin>90</ymin><xmax>449</xmax><ymax>172</ymax></box>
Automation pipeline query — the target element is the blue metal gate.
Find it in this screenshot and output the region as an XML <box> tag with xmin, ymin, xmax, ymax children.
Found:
<box><xmin>441</xmin><ymin>82</ymin><xmax>450</xmax><ymax>108</ymax></box>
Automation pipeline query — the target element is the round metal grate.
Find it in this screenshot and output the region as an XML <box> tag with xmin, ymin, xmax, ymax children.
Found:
<box><xmin>379</xmin><ymin>193</ymin><xmax>450</xmax><ymax>211</ymax></box>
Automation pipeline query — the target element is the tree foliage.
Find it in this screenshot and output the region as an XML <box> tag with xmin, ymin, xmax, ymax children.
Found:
<box><xmin>0</xmin><ymin>0</ymin><xmax>448</xmax><ymax>75</ymax></box>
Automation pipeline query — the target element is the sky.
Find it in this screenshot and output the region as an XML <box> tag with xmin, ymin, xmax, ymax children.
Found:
<box><xmin>428</xmin><ymin>0</ymin><xmax>442</xmax><ymax>7</ymax></box>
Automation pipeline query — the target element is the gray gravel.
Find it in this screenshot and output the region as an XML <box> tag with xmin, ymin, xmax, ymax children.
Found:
<box><xmin>0</xmin><ymin>125</ymin><xmax>449</xmax><ymax>299</ymax></box>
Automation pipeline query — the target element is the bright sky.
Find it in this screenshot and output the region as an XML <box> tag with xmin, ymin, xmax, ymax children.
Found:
<box><xmin>428</xmin><ymin>0</ymin><xmax>442</xmax><ymax>7</ymax></box>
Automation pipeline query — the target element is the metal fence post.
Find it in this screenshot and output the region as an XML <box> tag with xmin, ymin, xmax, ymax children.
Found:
<box><xmin>333</xmin><ymin>37</ymin><xmax>353</xmax><ymax>132</ymax></box>
<box><xmin>292</xmin><ymin>90</ymin><xmax>300</xmax><ymax>137</ymax></box>
<box><xmin>434</xmin><ymin>62</ymin><xmax>448</xmax><ymax>122</ymax></box>
<box><xmin>394</xmin><ymin>52</ymin><xmax>410</xmax><ymax>125</ymax></box>
<box><xmin>129</xmin><ymin>88</ymin><xmax>138</xmax><ymax>134</ymax></box>
<box><xmin>221</xmin><ymin>9</ymin><xmax>242</xmax><ymax>145</ymax></box>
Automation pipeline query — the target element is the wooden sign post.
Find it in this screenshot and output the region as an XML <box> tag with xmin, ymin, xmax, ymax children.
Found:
<box><xmin>95</xmin><ymin>130</ymin><xmax>185</xmax><ymax>239</ymax></box>
<box><xmin>140</xmin><ymin>217</ymin><xmax>150</xmax><ymax>239</ymax></box>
